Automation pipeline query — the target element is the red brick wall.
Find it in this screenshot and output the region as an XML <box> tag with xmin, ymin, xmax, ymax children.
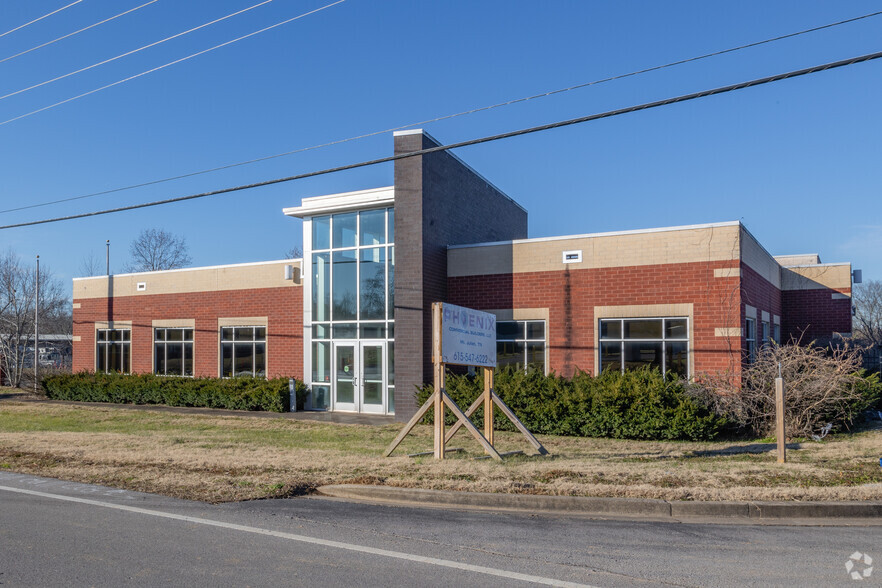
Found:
<box><xmin>782</xmin><ymin>288</ymin><xmax>852</xmax><ymax>344</ymax></box>
<box><xmin>740</xmin><ymin>263</ymin><xmax>783</xmax><ymax>353</ymax></box>
<box><xmin>448</xmin><ymin>260</ymin><xmax>742</xmax><ymax>378</ymax></box>
<box><xmin>73</xmin><ymin>286</ymin><xmax>303</xmax><ymax>379</ymax></box>
<box><xmin>740</xmin><ymin>264</ymin><xmax>783</xmax><ymax>322</ymax></box>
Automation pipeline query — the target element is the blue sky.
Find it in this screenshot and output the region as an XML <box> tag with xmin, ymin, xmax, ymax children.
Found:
<box><xmin>0</xmin><ymin>0</ymin><xmax>880</xmax><ymax>295</ymax></box>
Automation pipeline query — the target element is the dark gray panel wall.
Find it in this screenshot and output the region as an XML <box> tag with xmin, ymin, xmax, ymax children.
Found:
<box><xmin>392</xmin><ymin>132</ymin><xmax>426</xmax><ymax>422</ymax></box>
<box><xmin>393</xmin><ymin>131</ymin><xmax>528</xmax><ymax>420</ymax></box>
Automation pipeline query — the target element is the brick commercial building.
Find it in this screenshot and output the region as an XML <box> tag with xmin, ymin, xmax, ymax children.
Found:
<box><xmin>72</xmin><ymin>130</ymin><xmax>855</xmax><ymax>421</ymax></box>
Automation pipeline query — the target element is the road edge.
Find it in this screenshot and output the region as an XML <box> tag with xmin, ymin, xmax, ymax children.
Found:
<box><xmin>316</xmin><ymin>484</ymin><xmax>882</xmax><ymax>520</ymax></box>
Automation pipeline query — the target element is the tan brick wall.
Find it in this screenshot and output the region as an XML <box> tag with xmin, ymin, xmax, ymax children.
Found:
<box><xmin>740</xmin><ymin>229</ymin><xmax>781</xmax><ymax>289</ymax></box>
<box><xmin>774</xmin><ymin>254</ymin><xmax>820</xmax><ymax>266</ymax></box>
<box><xmin>781</xmin><ymin>263</ymin><xmax>852</xmax><ymax>292</ymax></box>
<box><xmin>73</xmin><ymin>260</ymin><xmax>302</xmax><ymax>299</ymax></box>
<box><xmin>448</xmin><ymin>224</ymin><xmax>742</xmax><ymax>277</ymax></box>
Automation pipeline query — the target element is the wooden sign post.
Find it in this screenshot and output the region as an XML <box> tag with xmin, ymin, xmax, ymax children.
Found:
<box><xmin>385</xmin><ymin>302</ymin><xmax>547</xmax><ymax>460</ymax></box>
<box><xmin>775</xmin><ymin>376</ymin><xmax>786</xmax><ymax>463</ymax></box>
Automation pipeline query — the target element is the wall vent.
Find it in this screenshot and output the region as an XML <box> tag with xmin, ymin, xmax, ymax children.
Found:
<box><xmin>136</xmin><ymin>282</ymin><xmax>147</xmax><ymax>291</ymax></box>
<box><xmin>562</xmin><ymin>250</ymin><xmax>582</xmax><ymax>264</ymax></box>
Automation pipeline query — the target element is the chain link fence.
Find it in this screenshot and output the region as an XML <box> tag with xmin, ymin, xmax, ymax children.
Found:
<box><xmin>861</xmin><ymin>346</ymin><xmax>882</xmax><ymax>376</ymax></box>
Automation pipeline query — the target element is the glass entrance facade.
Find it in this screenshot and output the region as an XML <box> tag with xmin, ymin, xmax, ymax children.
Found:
<box><xmin>309</xmin><ymin>207</ymin><xmax>395</xmax><ymax>413</ymax></box>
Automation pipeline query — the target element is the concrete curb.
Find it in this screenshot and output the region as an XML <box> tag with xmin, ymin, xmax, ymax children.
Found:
<box><xmin>316</xmin><ymin>484</ymin><xmax>882</xmax><ymax>520</ymax></box>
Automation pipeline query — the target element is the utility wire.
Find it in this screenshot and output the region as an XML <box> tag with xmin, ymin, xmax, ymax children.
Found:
<box><xmin>0</xmin><ymin>1</ymin><xmax>83</xmax><ymax>40</ymax></box>
<box><xmin>3</xmin><ymin>8</ymin><xmax>879</xmax><ymax>215</ymax></box>
<box><xmin>0</xmin><ymin>0</ymin><xmax>273</xmax><ymax>102</ymax></box>
<box><xmin>0</xmin><ymin>1</ymin><xmax>160</xmax><ymax>66</ymax></box>
<box><xmin>2</xmin><ymin>48</ymin><xmax>880</xmax><ymax>231</ymax></box>
<box><xmin>0</xmin><ymin>0</ymin><xmax>345</xmax><ymax>128</ymax></box>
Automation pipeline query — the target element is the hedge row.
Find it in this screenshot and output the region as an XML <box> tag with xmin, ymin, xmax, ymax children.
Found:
<box><xmin>418</xmin><ymin>367</ymin><xmax>727</xmax><ymax>441</ymax></box>
<box><xmin>42</xmin><ymin>372</ymin><xmax>308</xmax><ymax>412</ymax></box>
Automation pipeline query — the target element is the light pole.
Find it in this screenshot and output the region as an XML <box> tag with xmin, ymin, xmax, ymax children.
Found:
<box><xmin>34</xmin><ymin>255</ymin><xmax>39</xmax><ymax>393</ymax></box>
<box><xmin>106</xmin><ymin>240</ymin><xmax>110</xmax><ymax>275</ymax></box>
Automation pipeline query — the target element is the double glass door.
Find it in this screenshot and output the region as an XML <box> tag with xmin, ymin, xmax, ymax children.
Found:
<box><xmin>333</xmin><ymin>341</ymin><xmax>386</xmax><ymax>413</ymax></box>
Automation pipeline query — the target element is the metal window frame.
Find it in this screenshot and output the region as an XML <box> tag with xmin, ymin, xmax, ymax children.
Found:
<box><xmin>153</xmin><ymin>327</ymin><xmax>194</xmax><ymax>377</ymax></box>
<box><xmin>306</xmin><ymin>207</ymin><xmax>396</xmax><ymax>413</ymax></box>
<box><xmin>598</xmin><ymin>317</ymin><xmax>690</xmax><ymax>376</ymax></box>
<box><xmin>311</xmin><ymin>208</ymin><xmax>395</xmax><ymax>318</ymax></box>
<box><xmin>309</xmin><ymin>210</ymin><xmax>395</xmax><ymax>354</ymax></box>
<box><xmin>745</xmin><ymin>317</ymin><xmax>757</xmax><ymax>363</ymax></box>
<box><xmin>95</xmin><ymin>328</ymin><xmax>131</xmax><ymax>373</ymax></box>
<box><xmin>495</xmin><ymin>319</ymin><xmax>547</xmax><ymax>374</ymax></box>
<box><xmin>220</xmin><ymin>326</ymin><xmax>267</xmax><ymax>378</ymax></box>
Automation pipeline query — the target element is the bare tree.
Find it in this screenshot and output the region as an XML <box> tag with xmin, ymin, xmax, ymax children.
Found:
<box><xmin>853</xmin><ymin>280</ymin><xmax>882</xmax><ymax>348</ymax></box>
<box><xmin>79</xmin><ymin>251</ymin><xmax>103</xmax><ymax>277</ymax></box>
<box><xmin>690</xmin><ymin>343</ymin><xmax>871</xmax><ymax>437</ymax></box>
<box><xmin>0</xmin><ymin>251</ymin><xmax>68</xmax><ymax>388</ymax></box>
<box><xmin>125</xmin><ymin>229</ymin><xmax>192</xmax><ymax>272</ymax></box>
<box><xmin>285</xmin><ymin>247</ymin><xmax>302</xmax><ymax>259</ymax></box>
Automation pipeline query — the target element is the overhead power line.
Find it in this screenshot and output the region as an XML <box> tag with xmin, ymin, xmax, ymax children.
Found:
<box><xmin>2</xmin><ymin>48</ymin><xmax>880</xmax><ymax>231</ymax></box>
<box><xmin>0</xmin><ymin>0</ymin><xmax>274</xmax><ymax>102</ymax></box>
<box><xmin>0</xmin><ymin>1</ymin><xmax>83</xmax><ymax>40</ymax></box>
<box><xmin>3</xmin><ymin>8</ymin><xmax>880</xmax><ymax>215</ymax></box>
<box><xmin>0</xmin><ymin>0</ymin><xmax>346</xmax><ymax>128</ymax></box>
<box><xmin>0</xmin><ymin>1</ymin><xmax>160</xmax><ymax>66</ymax></box>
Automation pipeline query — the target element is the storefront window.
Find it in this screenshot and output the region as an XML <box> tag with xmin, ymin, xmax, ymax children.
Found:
<box><xmin>154</xmin><ymin>327</ymin><xmax>193</xmax><ymax>376</ymax></box>
<box><xmin>312</xmin><ymin>253</ymin><xmax>330</xmax><ymax>322</ymax></box>
<box><xmin>599</xmin><ymin>318</ymin><xmax>688</xmax><ymax>377</ymax></box>
<box><xmin>309</xmin><ymin>207</ymin><xmax>395</xmax><ymax>412</ymax></box>
<box><xmin>496</xmin><ymin>320</ymin><xmax>546</xmax><ymax>373</ymax></box>
<box><xmin>96</xmin><ymin>328</ymin><xmax>130</xmax><ymax>373</ymax></box>
<box><xmin>332</xmin><ymin>250</ymin><xmax>357</xmax><ymax>320</ymax></box>
<box><xmin>221</xmin><ymin>326</ymin><xmax>266</xmax><ymax>378</ymax></box>
<box><xmin>745</xmin><ymin>318</ymin><xmax>756</xmax><ymax>363</ymax></box>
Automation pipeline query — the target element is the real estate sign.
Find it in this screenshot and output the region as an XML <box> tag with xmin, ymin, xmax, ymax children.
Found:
<box><xmin>438</xmin><ymin>303</ymin><xmax>497</xmax><ymax>367</ymax></box>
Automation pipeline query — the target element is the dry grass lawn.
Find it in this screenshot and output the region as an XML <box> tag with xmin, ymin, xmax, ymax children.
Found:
<box><xmin>2</xmin><ymin>391</ymin><xmax>881</xmax><ymax>503</ymax></box>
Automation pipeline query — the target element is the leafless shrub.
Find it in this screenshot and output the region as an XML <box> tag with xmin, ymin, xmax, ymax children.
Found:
<box><xmin>690</xmin><ymin>343</ymin><xmax>872</xmax><ymax>438</ymax></box>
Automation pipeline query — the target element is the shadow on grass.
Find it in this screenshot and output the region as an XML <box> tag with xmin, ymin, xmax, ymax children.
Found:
<box><xmin>690</xmin><ymin>442</ymin><xmax>802</xmax><ymax>457</ymax></box>
<box><xmin>0</xmin><ymin>392</ymin><xmax>42</xmax><ymax>400</ymax></box>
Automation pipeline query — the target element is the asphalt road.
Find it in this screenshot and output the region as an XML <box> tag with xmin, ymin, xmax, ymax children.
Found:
<box><xmin>0</xmin><ymin>472</ymin><xmax>878</xmax><ymax>587</ymax></box>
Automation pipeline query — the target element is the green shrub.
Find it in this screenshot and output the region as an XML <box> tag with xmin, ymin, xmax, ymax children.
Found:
<box><xmin>852</xmin><ymin>370</ymin><xmax>882</xmax><ymax>421</ymax></box>
<box><xmin>41</xmin><ymin>372</ymin><xmax>309</xmax><ymax>412</ymax></box>
<box><xmin>417</xmin><ymin>366</ymin><xmax>726</xmax><ymax>441</ymax></box>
